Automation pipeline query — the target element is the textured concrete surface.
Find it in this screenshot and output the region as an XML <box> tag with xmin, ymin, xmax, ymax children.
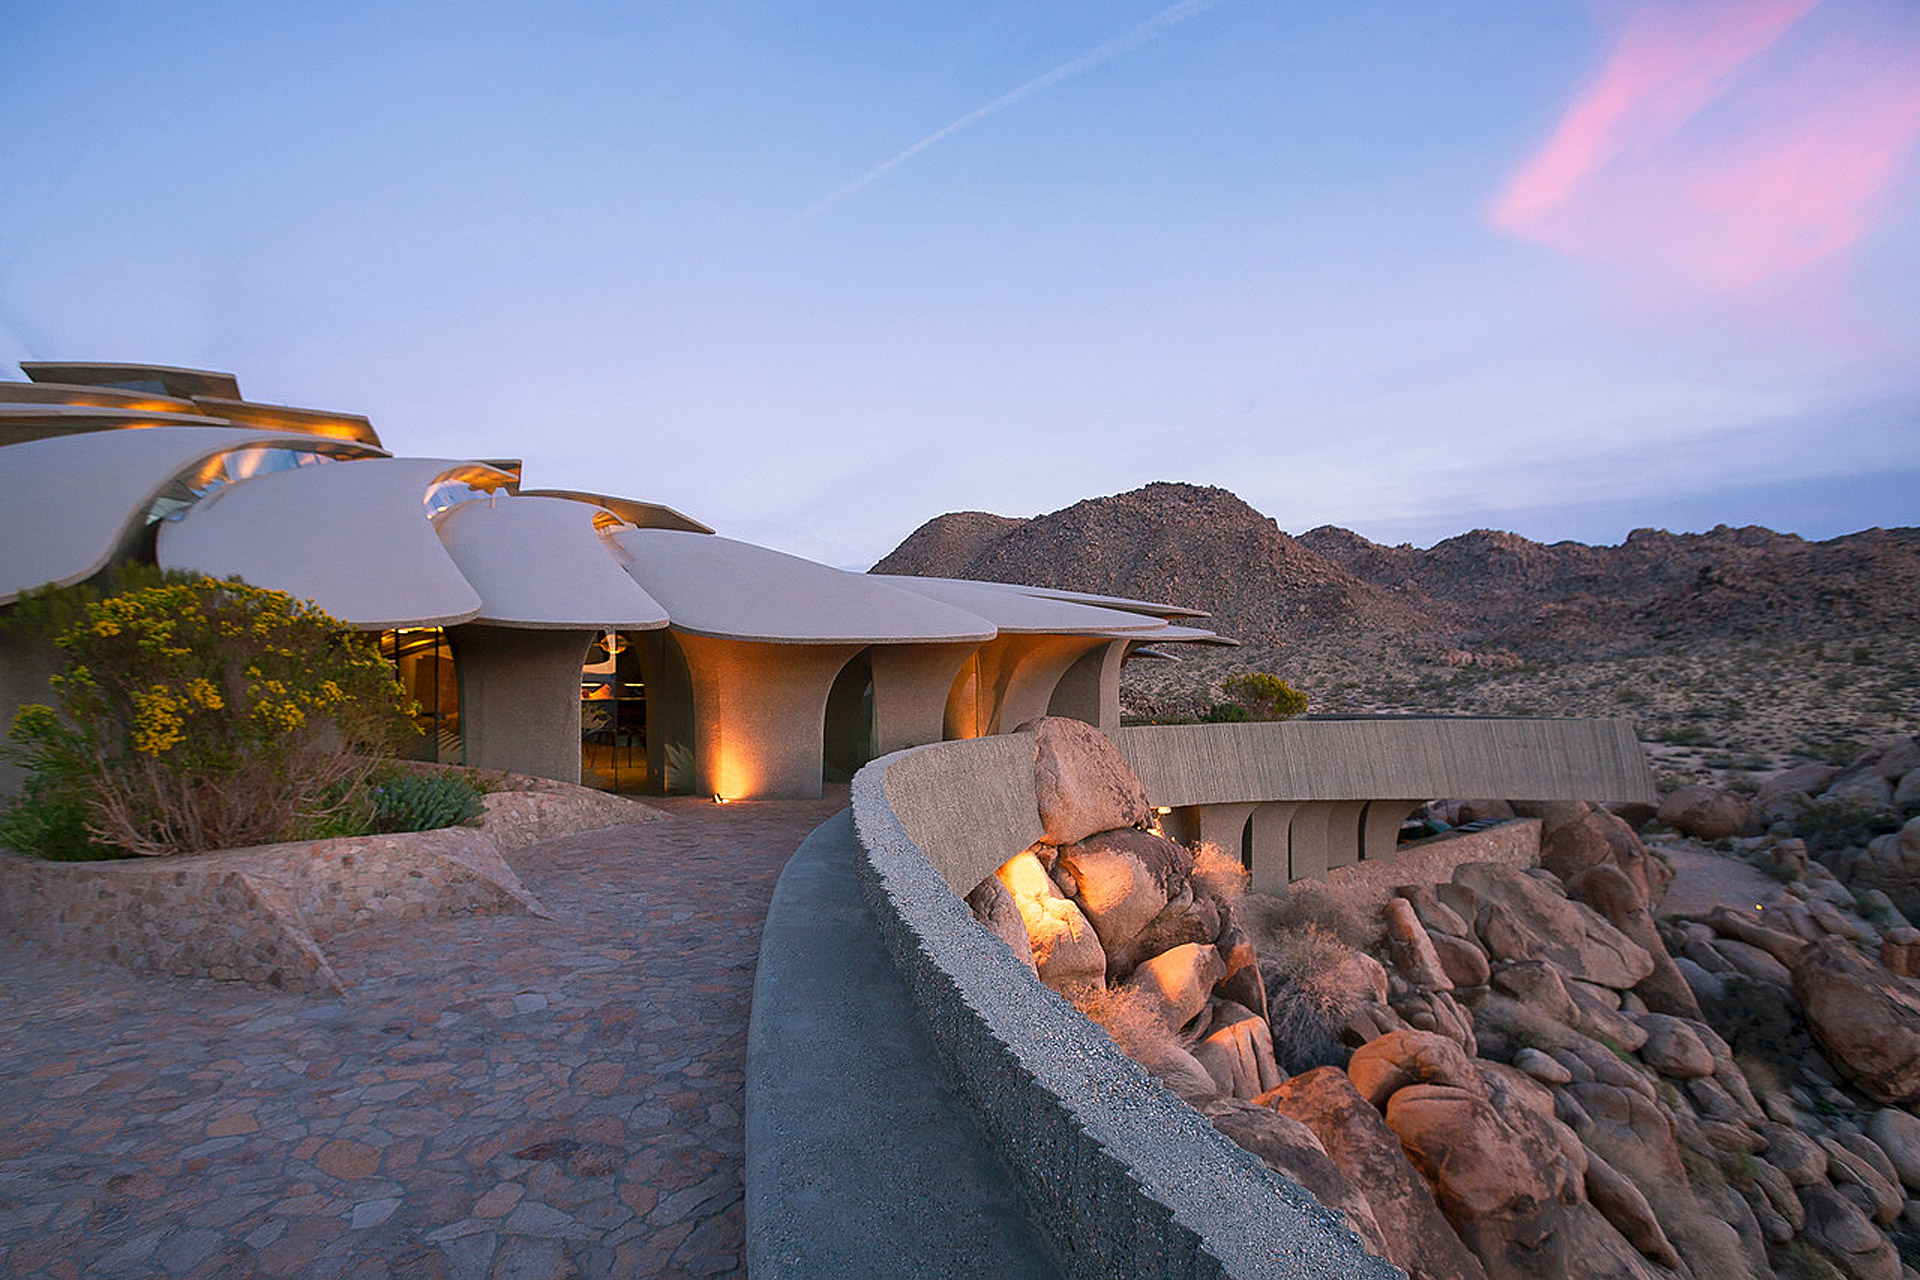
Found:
<box><xmin>0</xmin><ymin>791</ymin><xmax>843</xmax><ymax>1279</ymax></box>
<box><xmin>746</xmin><ymin>809</ymin><xmax>1059</xmax><ymax>1278</ymax></box>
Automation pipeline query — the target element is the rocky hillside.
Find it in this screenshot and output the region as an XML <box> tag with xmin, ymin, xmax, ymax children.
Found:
<box><xmin>873</xmin><ymin>482</ymin><xmax>1920</xmax><ymax>657</ymax></box>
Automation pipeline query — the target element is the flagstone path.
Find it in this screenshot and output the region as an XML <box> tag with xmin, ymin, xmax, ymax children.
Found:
<box><xmin>0</xmin><ymin>790</ymin><xmax>849</xmax><ymax>1279</ymax></box>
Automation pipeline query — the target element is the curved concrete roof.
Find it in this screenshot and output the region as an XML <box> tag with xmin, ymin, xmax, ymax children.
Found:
<box><xmin>611</xmin><ymin>529</ymin><xmax>997</xmax><ymax>645</ymax></box>
<box><xmin>1128</xmin><ymin>623</ymin><xmax>1237</xmax><ymax>646</ymax></box>
<box><xmin>158</xmin><ymin>457</ymin><xmax>509</xmax><ymax>630</ymax></box>
<box><xmin>0</xmin><ymin>426</ymin><xmax>384</xmax><ymax>607</ymax></box>
<box><xmin>434</xmin><ymin>496</ymin><xmax>670</xmax><ymax>630</ymax></box>
<box><xmin>871</xmin><ymin>574</ymin><xmax>1167</xmax><ymax>636</ymax></box>
<box><xmin>22</xmin><ymin>362</ymin><xmax>243</xmax><ymax>401</ymax></box>
<box><xmin>520</xmin><ymin>488</ymin><xmax>714</xmax><ymax>535</ymax></box>
<box><xmin>1007</xmin><ymin>583</ymin><xmax>1209</xmax><ymax>620</ymax></box>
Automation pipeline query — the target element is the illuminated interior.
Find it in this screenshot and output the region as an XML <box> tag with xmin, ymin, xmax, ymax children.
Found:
<box><xmin>380</xmin><ymin>628</ymin><xmax>461</xmax><ymax>764</ymax></box>
<box><xmin>581</xmin><ymin>629</ymin><xmax>647</xmax><ymax>792</ymax></box>
<box><xmin>144</xmin><ymin>444</ymin><xmax>368</xmax><ymax>525</ymax></box>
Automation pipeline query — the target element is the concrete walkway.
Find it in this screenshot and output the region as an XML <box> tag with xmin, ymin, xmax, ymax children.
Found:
<box><xmin>745</xmin><ymin>810</ymin><xmax>1058</xmax><ymax>1278</ymax></box>
<box><xmin>0</xmin><ymin>792</ymin><xmax>844</xmax><ymax>1279</ymax></box>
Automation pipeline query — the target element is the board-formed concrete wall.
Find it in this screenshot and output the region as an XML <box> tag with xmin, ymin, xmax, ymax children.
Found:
<box><xmin>848</xmin><ymin>717</ymin><xmax>1656</xmax><ymax>1278</ymax></box>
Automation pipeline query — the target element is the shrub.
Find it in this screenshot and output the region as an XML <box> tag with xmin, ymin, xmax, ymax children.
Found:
<box><xmin>1199</xmin><ymin>701</ymin><xmax>1252</xmax><ymax>723</ymax></box>
<box><xmin>1219</xmin><ymin>672</ymin><xmax>1309</xmax><ymax>721</ymax></box>
<box><xmin>1261</xmin><ymin>923</ymin><xmax>1372</xmax><ymax>1072</ymax></box>
<box><xmin>369</xmin><ymin>772</ymin><xmax>486</xmax><ymax>833</ymax></box>
<box><xmin>2</xmin><ymin>574</ymin><xmax>415</xmax><ymax>857</ymax></box>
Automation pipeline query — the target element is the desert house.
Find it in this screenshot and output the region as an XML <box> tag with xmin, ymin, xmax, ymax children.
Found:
<box><xmin>0</xmin><ymin>362</ymin><xmax>1229</xmax><ymax>801</ymax></box>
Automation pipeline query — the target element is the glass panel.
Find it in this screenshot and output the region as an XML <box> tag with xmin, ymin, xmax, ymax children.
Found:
<box><xmin>380</xmin><ymin>628</ymin><xmax>461</xmax><ymax>764</ymax></box>
<box><xmin>582</xmin><ymin>630</ymin><xmax>647</xmax><ymax>792</ymax></box>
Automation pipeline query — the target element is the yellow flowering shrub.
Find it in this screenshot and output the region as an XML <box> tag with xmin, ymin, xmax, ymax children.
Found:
<box><xmin>3</xmin><ymin>573</ymin><xmax>415</xmax><ymax>856</ymax></box>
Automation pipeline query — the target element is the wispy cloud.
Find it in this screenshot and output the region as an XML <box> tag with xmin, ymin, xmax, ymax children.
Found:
<box><xmin>1490</xmin><ymin>0</ymin><xmax>1920</xmax><ymax>290</ymax></box>
<box><xmin>802</xmin><ymin>0</ymin><xmax>1225</xmax><ymax>219</ymax></box>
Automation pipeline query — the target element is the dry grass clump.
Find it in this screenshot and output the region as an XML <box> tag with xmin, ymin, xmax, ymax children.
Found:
<box><xmin>1261</xmin><ymin>923</ymin><xmax>1373</xmax><ymax>1072</ymax></box>
<box><xmin>1189</xmin><ymin>840</ymin><xmax>1248</xmax><ymax>904</ymax></box>
<box><xmin>1238</xmin><ymin>878</ymin><xmax>1382</xmax><ymax>953</ymax></box>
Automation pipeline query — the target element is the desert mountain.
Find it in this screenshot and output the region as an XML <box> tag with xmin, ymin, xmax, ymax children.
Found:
<box><xmin>872</xmin><ymin>481</ymin><xmax>1920</xmax><ymax>656</ymax></box>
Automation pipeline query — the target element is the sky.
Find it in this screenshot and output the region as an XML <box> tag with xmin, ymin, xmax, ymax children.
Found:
<box><xmin>2</xmin><ymin>0</ymin><xmax>1917</xmax><ymax>568</ymax></box>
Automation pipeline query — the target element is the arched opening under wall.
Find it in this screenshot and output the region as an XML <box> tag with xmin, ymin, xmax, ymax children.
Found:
<box><xmin>580</xmin><ymin>630</ymin><xmax>648</xmax><ymax>793</ymax></box>
<box><xmin>822</xmin><ymin>648</ymin><xmax>875</xmax><ymax>784</ymax></box>
<box><xmin>1240</xmin><ymin>812</ymin><xmax>1256</xmax><ymax>875</ymax></box>
<box><xmin>380</xmin><ymin>628</ymin><xmax>461</xmax><ymax>764</ymax></box>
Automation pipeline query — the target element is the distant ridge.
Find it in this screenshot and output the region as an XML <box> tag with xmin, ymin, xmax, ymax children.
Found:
<box><xmin>872</xmin><ymin>481</ymin><xmax>1920</xmax><ymax>655</ymax></box>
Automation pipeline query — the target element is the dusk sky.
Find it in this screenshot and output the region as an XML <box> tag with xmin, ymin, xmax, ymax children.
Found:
<box><xmin>3</xmin><ymin>0</ymin><xmax>1916</xmax><ymax>569</ymax></box>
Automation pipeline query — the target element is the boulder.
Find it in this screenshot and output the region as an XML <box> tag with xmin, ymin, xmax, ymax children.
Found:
<box><xmin>1798</xmin><ymin>1183</ymin><xmax>1902</xmax><ymax>1280</ymax></box>
<box><xmin>1346</xmin><ymin>1028</ymin><xmax>1485</xmax><ymax>1110</ymax></box>
<box><xmin>1758</xmin><ymin>1121</ymin><xmax>1829</xmax><ymax>1186</ymax></box>
<box><xmin>1384</xmin><ymin>897</ymin><xmax>1454</xmax><ymax>991</ymax></box>
<box><xmin>1843</xmin><ymin>820</ymin><xmax>1920</xmax><ymax>919</ymax></box>
<box><xmin>1192</xmin><ymin>1001</ymin><xmax>1283</xmax><ymax>1100</ymax></box>
<box><xmin>1582</xmin><ymin>1147</ymin><xmax>1681</xmax><ymax>1270</ymax></box>
<box><xmin>1127</xmin><ymin>1036</ymin><xmax>1219</xmax><ymax>1105</ymax></box>
<box><xmin>1386</xmin><ymin>1069</ymin><xmax>1664</xmax><ymax>1280</ymax></box>
<box><xmin>1429</xmin><ymin>931</ymin><xmax>1492</xmax><ymax>988</ymax></box>
<box><xmin>995</xmin><ymin>849</ymin><xmax>1106</xmax><ymax>997</ymax></box>
<box><xmin>1819</xmin><ymin>1134</ymin><xmax>1904</xmax><ymax>1226</ymax></box>
<box><xmin>1261</xmin><ymin>1066</ymin><xmax>1490</xmax><ymax>1280</ymax></box>
<box><xmin>1539</xmin><ymin>804</ymin><xmax>1616</xmax><ymax>885</ymax></box>
<box><xmin>1396</xmin><ymin>883</ymin><xmax>1473</xmax><ymax>940</ymax></box>
<box><xmin>1879</xmin><ymin>925</ymin><xmax>1920</xmax><ymax>979</ymax></box>
<box><xmin>1514</xmin><ymin>1047</ymin><xmax>1571</xmax><ymax>1085</ymax></box>
<box><xmin>1121</xmin><ymin>942</ymin><xmax>1224</xmax><ymax>1035</ymax></box>
<box><xmin>1824</xmin><ymin>772</ymin><xmax>1897</xmax><ymax>814</ymax></box>
<box><xmin>965</xmin><ymin>873</ymin><xmax>1035</xmax><ymax>970</ymax></box>
<box><xmin>1057</xmin><ymin>828</ymin><xmax>1191</xmax><ymax>951</ymax></box>
<box><xmin>1104</xmin><ymin>894</ymin><xmax>1219</xmax><ymax>984</ymax></box>
<box><xmin>1706</xmin><ymin>905</ymin><xmax>1806</xmax><ymax>964</ymax></box>
<box><xmin>1657</xmin><ymin>785</ymin><xmax>1754</xmax><ymax>840</ymax></box>
<box><xmin>1635</xmin><ymin>1014</ymin><xmax>1715</xmax><ymax>1079</ymax></box>
<box><xmin>1028</xmin><ymin>717</ymin><xmax>1151</xmax><ymax>847</ymax></box>
<box><xmin>1756</xmin><ymin>762</ymin><xmax>1841</xmax><ymax>825</ymax></box>
<box><xmin>1715</xmin><ymin>938</ymin><xmax>1795</xmax><ymax>989</ymax></box>
<box><xmin>1451</xmin><ymin>862</ymin><xmax>1655</xmax><ymax>991</ymax></box>
<box><xmin>1791</xmin><ymin>935</ymin><xmax>1920</xmax><ymax>1105</ymax></box>
<box><xmin>1864</xmin><ymin>1107</ymin><xmax>1920</xmax><ymax>1193</ymax></box>
<box><xmin>1203</xmin><ymin>1099</ymin><xmax>1392</xmax><ymax>1262</ymax></box>
<box><xmin>1567</xmin><ymin>863</ymin><xmax>1702</xmax><ymax>1020</ymax></box>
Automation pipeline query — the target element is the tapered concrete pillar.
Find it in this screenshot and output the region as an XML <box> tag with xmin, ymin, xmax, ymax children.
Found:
<box><xmin>674</xmin><ymin>632</ymin><xmax>861</xmax><ymax>799</ymax></box>
<box><xmin>450</xmin><ymin>625</ymin><xmax>596</xmax><ymax>784</ymax></box>
<box><xmin>946</xmin><ymin>634</ymin><xmax>1104</xmax><ymax>739</ymax></box>
<box><xmin>1361</xmin><ymin>800</ymin><xmax>1424</xmax><ymax>862</ymax></box>
<box><xmin>1248</xmin><ymin>801</ymin><xmax>1304</xmax><ymax>895</ymax></box>
<box><xmin>1047</xmin><ymin>639</ymin><xmax>1129</xmax><ymax>732</ymax></box>
<box><xmin>870</xmin><ymin>642</ymin><xmax>980</xmax><ymax>756</ymax></box>
<box><xmin>1182</xmin><ymin>802</ymin><xmax>1259</xmax><ymax>869</ymax></box>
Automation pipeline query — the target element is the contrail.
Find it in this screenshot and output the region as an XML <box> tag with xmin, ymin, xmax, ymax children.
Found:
<box><xmin>801</xmin><ymin>0</ymin><xmax>1227</xmax><ymax>218</ymax></box>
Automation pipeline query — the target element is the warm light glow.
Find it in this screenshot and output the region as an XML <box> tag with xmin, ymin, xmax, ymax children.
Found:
<box><xmin>713</xmin><ymin>794</ymin><xmax>731</xmax><ymax>804</ymax></box>
<box><xmin>1154</xmin><ymin>806</ymin><xmax>1171</xmax><ymax>814</ymax></box>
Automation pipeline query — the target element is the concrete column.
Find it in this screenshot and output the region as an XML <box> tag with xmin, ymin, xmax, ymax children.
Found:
<box><xmin>1287</xmin><ymin>804</ymin><xmax>1334</xmax><ymax>881</ymax></box>
<box><xmin>450</xmin><ymin>625</ymin><xmax>596</xmax><ymax>784</ymax></box>
<box><xmin>674</xmin><ymin>632</ymin><xmax>862</xmax><ymax>800</ymax></box>
<box><xmin>869</xmin><ymin>642</ymin><xmax>980</xmax><ymax>756</ymax></box>
<box><xmin>1361</xmin><ymin>800</ymin><xmax>1424</xmax><ymax>862</ymax></box>
<box><xmin>1248</xmin><ymin>801</ymin><xmax>1304</xmax><ymax>895</ymax></box>
<box><xmin>950</xmin><ymin>634</ymin><xmax>1104</xmax><ymax>738</ymax></box>
<box><xmin>634</xmin><ymin>629</ymin><xmax>696</xmax><ymax>795</ymax></box>
<box><xmin>1046</xmin><ymin>639</ymin><xmax>1129</xmax><ymax>732</ymax></box>
<box><xmin>1187</xmin><ymin>802</ymin><xmax>1259</xmax><ymax>869</ymax></box>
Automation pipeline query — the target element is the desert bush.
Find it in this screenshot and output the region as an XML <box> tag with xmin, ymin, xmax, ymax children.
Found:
<box><xmin>370</xmin><ymin>772</ymin><xmax>486</xmax><ymax>833</ymax></box>
<box><xmin>1189</xmin><ymin>840</ymin><xmax>1248</xmax><ymax>903</ymax></box>
<box><xmin>1081</xmin><ymin>984</ymin><xmax>1186</xmax><ymax>1064</ymax></box>
<box><xmin>1</xmin><ymin>574</ymin><xmax>414</xmax><ymax>857</ymax></box>
<box><xmin>1199</xmin><ymin>701</ymin><xmax>1252</xmax><ymax>723</ymax></box>
<box><xmin>1261</xmin><ymin>923</ymin><xmax>1372</xmax><ymax>1071</ymax></box>
<box><xmin>1789</xmin><ymin>795</ymin><xmax>1900</xmax><ymax>856</ymax></box>
<box><xmin>1218</xmin><ymin>672</ymin><xmax>1309</xmax><ymax>721</ymax></box>
<box><xmin>1239</xmin><ymin>879</ymin><xmax>1382</xmax><ymax>952</ymax></box>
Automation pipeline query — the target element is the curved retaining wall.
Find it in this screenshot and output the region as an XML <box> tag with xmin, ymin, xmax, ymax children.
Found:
<box><xmin>846</xmin><ymin>717</ymin><xmax>1652</xmax><ymax>1278</ymax></box>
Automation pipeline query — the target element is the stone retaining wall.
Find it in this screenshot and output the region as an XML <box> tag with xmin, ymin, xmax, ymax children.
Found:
<box><xmin>846</xmin><ymin>720</ymin><xmax>1651</xmax><ymax>1278</ymax></box>
<box><xmin>0</xmin><ymin>787</ymin><xmax>660</xmax><ymax>995</ymax></box>
<box><xmin>851</xmin><ymin>760</ymin><xmax>1393</xmax><ymax>1279</ymax></box>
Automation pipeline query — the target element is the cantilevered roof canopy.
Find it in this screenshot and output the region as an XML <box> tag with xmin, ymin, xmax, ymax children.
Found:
<box><xmin>872</xmin><ymin>575</ymin><xmax>1168</xmax><ymax>636</ymax></box>
<box><xmin>158</xmin><ymin>457</ymin><xmax>510</xmax><ymax>630</ymax></box>
<box><xmin>22</xmin><ymin>362</ymin><xmax>244</xmax><ymax>401</ymax></box>
<box><xmin>0</xmin><ymin>405</ymin><xmax>240</xmax><ymax>447</ymax></box>
<box><xmin>521</xmin><ymin>488</ymin><xmax>713</xmax><ymax>535</ymax></box>
<box><xmin>434</xmin><ymin>496</ymin><xmax>670</xmax><ymax>630</ymax></box>
<box><xmin>1007</xmin><ymin>584</ymin><xmax>1209</xmax><ymax>620</ymax></box>
<box><xmin>1127</xmin><ymin>623</ymin><xmax>1238</xmax><ymax>646</ymax></box>
<box><xmin>0</xmin><ymin>426</ymin><xmax>384</xmax><ymax>606</ymax></box>
<box><xmin>190</xmin><ymin>397</ymin><xmax>382</xmax><ymax>448</ymax></box>
<box><xmin>611</xmin><ymin>529</ymin><xmax>997</xmax><ymax>645</ymax></box>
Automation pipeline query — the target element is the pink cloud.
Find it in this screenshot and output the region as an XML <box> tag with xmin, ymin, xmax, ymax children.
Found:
<box><xmin>1491</xmin><ymin>0</ymin><xmax>1920</xmax><ymax>291</ymax></box>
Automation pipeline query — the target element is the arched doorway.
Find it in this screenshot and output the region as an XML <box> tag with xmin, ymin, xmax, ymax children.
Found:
<box><xmin>822</xmin><ymin>648</ymin><xmax>875</xmax><ymax>784</ymax></box>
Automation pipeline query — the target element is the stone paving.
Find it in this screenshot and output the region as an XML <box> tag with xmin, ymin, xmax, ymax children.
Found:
<box><xmin>0</xmin><ymin>790</ymin><xmax>849</xmax><ymax>1279</ymax></box>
